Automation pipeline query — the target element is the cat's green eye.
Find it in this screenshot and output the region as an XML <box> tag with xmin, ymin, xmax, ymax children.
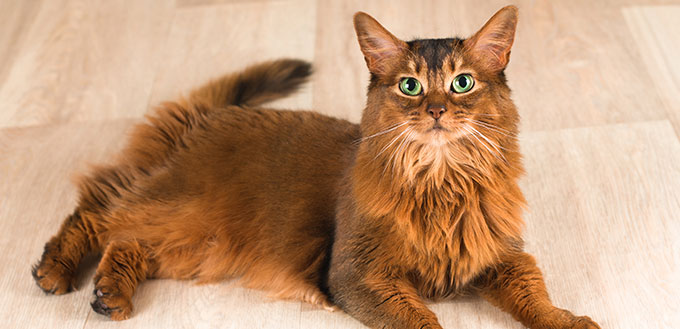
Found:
<box><xmin>399</xmin><ymin>77</ymin><xmax>422</xmax><ymax>96</ymax></box>
<box><xmin>451</xmin><ymin>74</ymin><xmax>474</xmax><ymax>93</ymax></box>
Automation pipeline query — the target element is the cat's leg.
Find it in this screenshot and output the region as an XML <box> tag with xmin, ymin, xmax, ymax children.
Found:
<box><xmin>331</xmin><ymin>274</ymin><xmax>442</xmax><ymax>329</ymax></box>
<box><xmin>32</xmin><ymin>209</ymin><xmax>101</xmax><ymax>294</ymax></box>
<box><xmin>476</xmin><ymin>251</ymin><xmax>600</xmax><ymax>329</ymax></box>
<box><xmin>90</xmin><ymin>239</ymin><xmax>151</xmax><ymax>321</ymax></box>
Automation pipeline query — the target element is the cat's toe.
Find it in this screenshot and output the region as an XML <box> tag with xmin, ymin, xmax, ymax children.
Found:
<box><xmin>91</xmin><ymin>297</ymin><xmax>112</xmax><ymax>316</ymax></box>
<box><xmin>32</xmin><ymin>260</ymin><xmax>74</xmax><ymax>295</ymax></box>
<box><xmin>91</xmin><ymin>287</ymin><xmax>132</xmax><ymax>321</ymax></box>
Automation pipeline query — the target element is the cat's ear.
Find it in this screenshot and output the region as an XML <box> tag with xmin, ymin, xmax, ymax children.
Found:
<box><xmin>353</xmin><ymin>12</ymin><xmax>408</xmax><ymax>75</ymax></box>
<box><xmin>465</xmin><ymin>6</ymin><xmax>519</xmax><ymax>72</ymax></box>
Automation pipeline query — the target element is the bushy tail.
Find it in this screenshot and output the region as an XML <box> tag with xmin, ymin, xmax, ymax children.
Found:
<box><xmin>65</xmin><ymin>60</ymin><xmax>313</xmax><ymax>219</ymax></box>
<box><xmin>189</xmin><ymin>58</ymin><xmax>312</xmax><ymax>108</ymax></box>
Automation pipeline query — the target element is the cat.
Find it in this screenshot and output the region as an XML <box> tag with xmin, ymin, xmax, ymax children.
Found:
<box><xmin>32</xmin><ymin>5</ymin><xmax>601</xmax><ymax>329</ymax></box>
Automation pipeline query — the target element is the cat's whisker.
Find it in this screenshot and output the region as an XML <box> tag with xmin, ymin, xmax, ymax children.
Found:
<box><xmin>354</xmin><ymin>121</ymin><xmax>410</xmax><ymax>144</ymax></box>
<box><xmin>474</xmin><ymin>113</ymin><xmax>505</xmax><ymax>117</ymax></box>
<box><xmin>466</xmin><ymin>118</ymin><xmax>513</xmax><ymax>134</ymax></box>
<box><xmin>462</xmin><ymin>126</ymin><xmax>497</xmax><ymax>159</ymax></box>
<box><xmin>382</xmin><ymin>128</ymin><xmax>412</xmax><ymax>176</ymax></box>
<box><xmin>391</xmin><ymin>130</ymin><xmax>415</xmax><ymax>174</ymax></box>
<box><xmin>466</xmin><ymin>124</ymin><xmax>510</xmax><ymax>154</ymax></box>
<box><xmin>467</xmin><ymin>126</ymin><xmax>509</xmax><ymax>165</ymax></box>
<box><xmin>386</xmin><ymin>131</ymin><xmax>404</xmax><ymax>171</ymax></box>
<box><xmin>375</xmin><ymin>127</ymin><xmax>411</xmax><ymax>159</ymax></box>
<box><xmin>465</xmin><ymin>119</ymin><xmax>517</xmax><ymax>140</ymax></box>
<box><xmin>463</xmin><ymin>125</ymin><xmax>507</xmax><ymax>165</ymax></box>
<box><xmin>387</xmin><ymin>137</ymin><xmax>405</xmax><ymax>174</ymax></box>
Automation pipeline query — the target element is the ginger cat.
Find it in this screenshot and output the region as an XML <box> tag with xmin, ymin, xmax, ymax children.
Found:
<box><xmin>33</xmin><ymin>6</ymin><xmax>600</xmax><ymax>329</ymax></box>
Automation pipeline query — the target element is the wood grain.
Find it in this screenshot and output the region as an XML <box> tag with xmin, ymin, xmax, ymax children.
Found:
<box><xmin>0</xmin><ymin>0</ymin><xmax>175</xmax><ymax>128</ymax></box>
<box><xmin>148</xmin><ymin>0</ymin><xmax>316</xmax><ymax>111</ymax></box>
<box><xmin>0</xmin><ymin>1</ymin><xmax>679</xmax><ymax>328</ymax></box>
<box><xmin>505</xmin><ymin>0</ymin><xmax>670</xmax><ymax>132</ymax></box>
<box><xmin>520</xmin><ymin>121</ymin><xmax>680</xmax><ymax>329</ymax></box>
<box><xmin>0</xmin><ymin>120</ymin><xmax>132</xmax><ymax>329</ymax></box>
<box><xmin>0</xmin><ymin>0</ymin><xmax>43</xmax><ymax>91</ymax></box>
<box><xmin>623</xmin><ymin>6</ymin><xmax>680</xmax><ymax>137</ymax></box>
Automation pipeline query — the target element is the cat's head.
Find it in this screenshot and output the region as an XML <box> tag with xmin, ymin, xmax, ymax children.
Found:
<box><xmin>353</xmin><ymin>6</ymin><xmax>521</xmax><ymax>184</ymax></box>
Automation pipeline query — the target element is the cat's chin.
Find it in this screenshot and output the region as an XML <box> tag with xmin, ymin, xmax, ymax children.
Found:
<box><xmin>419</xmin><ymin>127</ymin><xmax>467</xmax><ymax>147</ymax></box>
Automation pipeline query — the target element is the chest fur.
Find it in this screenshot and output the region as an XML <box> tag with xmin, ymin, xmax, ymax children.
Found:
<box><xmin>403</xmin><ymin>208</ymin><xmax>514</xmax><ymax>298</ymax></box>
<box><xmin>350</xmin><ymin>144</ymin><xmax>526</xmax><ymax>298</ymax></box>
<box><xmin>386</xmin><ymin>184</ymin><xmax>524</xmax><ymax>299</ymax></box>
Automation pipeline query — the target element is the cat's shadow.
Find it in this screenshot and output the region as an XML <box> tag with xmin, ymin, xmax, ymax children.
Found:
<box><xmin>430</xmin><ymin>295</ymin><xmax>522</xmax><ymax>328</ymax></box>
<box><xmin>74</xmin><ymin>253</ymin><xmax>101</xmax><ymax>291</ymax></box>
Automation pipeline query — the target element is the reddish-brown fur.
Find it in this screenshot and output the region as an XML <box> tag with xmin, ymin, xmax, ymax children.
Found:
<box><xmin>33</xmin><ymin>6</ymin><xmax>600</xmax><ymax>328</ymax></box>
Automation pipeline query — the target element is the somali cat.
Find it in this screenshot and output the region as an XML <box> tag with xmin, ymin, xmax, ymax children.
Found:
<box><xmin>32</xmin><ymin>6</ymin><xmax>600</xmax><ymax>329</ymax></box>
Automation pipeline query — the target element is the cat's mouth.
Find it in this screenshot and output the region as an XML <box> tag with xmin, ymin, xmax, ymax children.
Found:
<box><xmin>417</xmin><ymin>121</ymin><xmax>471</xmax><ymax>145</ymax></box>
<box><xmin>429</xmin><ymin>122</ymin><xmax>448</xmax><ymax>131</ymax></box>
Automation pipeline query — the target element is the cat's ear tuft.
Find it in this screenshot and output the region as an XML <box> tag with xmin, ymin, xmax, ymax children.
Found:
<box><xmin>353</xmin><ymin>12</ymin><xmax>408</xmax><ymax>75</ymax></box>
<box><xmin>465</xmin><ymin>6</ymin><xmax>519</xmax><ymax>72</ymax></box>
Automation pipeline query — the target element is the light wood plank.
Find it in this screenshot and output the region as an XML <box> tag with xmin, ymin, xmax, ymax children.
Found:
<box><xmin>623</xmin><ymin>6</ymin><xmax>680</xmax><ymax>137</ymax></box>
<box><xmin>520</xmin><ymin>120</ymin><xmax>680</xmax><ymax>329</ymax></box>
<box><xmin>505</xmin><ymin>0</ymin><xmax>670</xmax><ymax>132</ymax></box>
<box><xmin>176</xmin><ymin>0</ymin><xmax>276</xmax><ymax>7</ymax></box>
<box><xmin>84</xmin><ymin>281</ymin><xmax>307</xmax><ymax>329</ymax></box>
<box><xmin>0</xmin><ymin>0</ymin><xmax>174</xmax><ymax>128</ymax></box>
<box><xmin>0</xmin><ymin>0</ymin><xmax>44</xmax><ymax>90</ymax></box>
<box><xmin>0</xmin><ymin>120</ymin><xmax>132</xmax><ymax>328</ymax></box>
<box><xmin>148</xmin><ymin>0</ymin><xmax>316</xmax><ymax>111</ymax></box>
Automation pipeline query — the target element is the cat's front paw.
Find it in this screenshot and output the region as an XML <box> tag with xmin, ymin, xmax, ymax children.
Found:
<box><xmin>91</xmin><ymin>287</ymin><xmax>133</xmax><ymax>321</ymax></box>
<box><xmin>569</xmin><ymin>315</ymin><xmax>601</xmax><ymax>329</ymax></box>
<box><xmin>32</xmin><ymin>256</ymin><xmax>75</xmax><ymax>295</ymax></box>
<box><xmin>538</xmin><ymin>309</ymin><xmax>601</xmax><ymax>329</ymax></box>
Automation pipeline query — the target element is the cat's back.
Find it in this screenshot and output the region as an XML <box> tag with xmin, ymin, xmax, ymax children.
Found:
<box><xmin>114</xmin><ymin>101</ymin><xmax>360</xmax><ymax>226</ymax></box>
<box><xmin>179</xmin><ymin>105</ymin><xmax>360</xmax><ymax>187</ymax></box>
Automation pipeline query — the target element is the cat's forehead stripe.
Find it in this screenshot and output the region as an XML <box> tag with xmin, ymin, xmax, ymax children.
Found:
<box><xmin>407</xmin><ymin>38</ymin><xmax>461</xmax><ymax>72</ymax></box>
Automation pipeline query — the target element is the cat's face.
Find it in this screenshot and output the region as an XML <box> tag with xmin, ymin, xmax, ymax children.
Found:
<box><xmin>354</xmin><ymin>7</ymin><xmax>520</xmax><ymax>176</ymax></box>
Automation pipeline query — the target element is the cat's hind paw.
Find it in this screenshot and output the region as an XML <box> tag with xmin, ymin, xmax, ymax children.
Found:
<box><xmin>31</xmin><ymin>258</ymin><xmax>75</xmax><ymax>295</ymax></box>
<box><xmin>91</xmin><ymin>287</ymin><xmax>133</xmax><ymax>321</ymax></box>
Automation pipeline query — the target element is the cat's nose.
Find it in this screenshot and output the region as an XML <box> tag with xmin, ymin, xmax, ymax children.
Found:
<box><xmin>427</xmin><ymin>105</ymin><xmax>447</xmax><ymax>120</ymax></box>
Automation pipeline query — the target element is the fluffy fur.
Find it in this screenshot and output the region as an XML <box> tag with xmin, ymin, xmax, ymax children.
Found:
<box><xmin>33</xmin><ymin>6</ymin><xmax>600</xmax><ymax>329</ymax></box>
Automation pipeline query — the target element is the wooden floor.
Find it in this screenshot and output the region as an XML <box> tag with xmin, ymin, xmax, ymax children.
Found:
<box><xmin>1</xmin><ymin>0</ymin><xmax>679</xmax><ymax>328</ymax></box>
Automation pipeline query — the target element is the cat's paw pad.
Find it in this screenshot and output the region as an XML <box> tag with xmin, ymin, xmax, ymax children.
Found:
<box><xmin>91</xmin><ymin>287</ymin><xmax>132</xmax><ymax>321</ymax></box>
<box><xmin>31</xmin><ymin>259</ymin><xmax>74</xmax><ymax>295</ymax></box>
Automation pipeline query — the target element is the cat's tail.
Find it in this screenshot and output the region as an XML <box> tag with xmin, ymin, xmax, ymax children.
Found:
<box><xmin>189</xmin><ymin>59</ymin><xmax>312</xmax><ymax>108</ymax></box>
